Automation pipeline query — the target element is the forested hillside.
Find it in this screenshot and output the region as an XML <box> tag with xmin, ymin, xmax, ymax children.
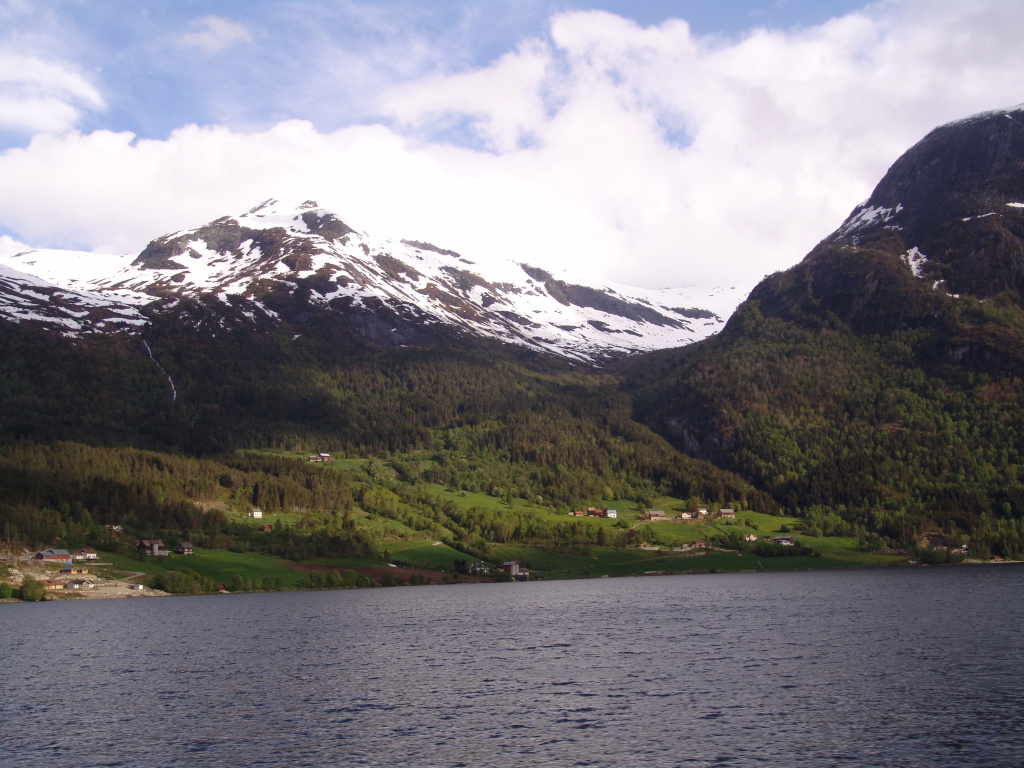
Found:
<box><xmin>0</xmin><ymin>297</ymin><xmax>774</xmax><ymax>557</ymax></box>
<box><xmin>619</xmin><ymin>107</ymin><xmax>1024</xmax><ymax>559</ymax></box>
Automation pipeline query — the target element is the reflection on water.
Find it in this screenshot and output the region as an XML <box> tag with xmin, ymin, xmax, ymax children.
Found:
<box><xmin>2</xmin><ymin>565</ymin><xmax>1023</xmax><ymax>767</ymax></box>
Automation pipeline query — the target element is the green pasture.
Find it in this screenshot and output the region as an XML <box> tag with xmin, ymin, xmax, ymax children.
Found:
<box><xmin>95</xmin><ymin>549</ymin><xmax>306</xmax><ymax>588</ymax></box>
<box><xmin>386</xmin><ymin>541</ymin><xmax>475</xmax><ymax>569</ymax></box>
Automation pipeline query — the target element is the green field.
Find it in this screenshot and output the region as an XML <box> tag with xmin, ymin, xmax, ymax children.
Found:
<box><xmin>94</xmin><ymin>549</ymin><xmax>307</xmax><ymax>588</ymax></box>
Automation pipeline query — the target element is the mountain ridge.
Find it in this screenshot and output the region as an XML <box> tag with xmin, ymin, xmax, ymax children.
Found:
<box><xmin>1</xmin><ymin>199</ymin><xmax>744</xmax><ymax>364</ymax></box>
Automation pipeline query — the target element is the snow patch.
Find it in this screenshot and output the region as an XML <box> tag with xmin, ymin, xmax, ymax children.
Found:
<box><xmin>901</xmin><ymin>247</ymin><xmax>928</xmax><ymax>278</ymax></box>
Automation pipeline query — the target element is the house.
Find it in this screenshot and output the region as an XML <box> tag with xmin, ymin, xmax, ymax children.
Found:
<box><xmin>571</xmin><ymin>510</ymin><xmax>585</xmax><ymax>516</ymax></box>
<box><xmin>64</xmin><ymin>579</ymin><xmax>95</xmax><ymax>590</ymax></box>
<box><xmin>73</xmin><ymin>548</ymin><xmax>98</xmax><ymax>561</ymax></box>
<box><xmin>643</xmin><ymin>511</ymin><xmax>667</xmax><ymax>521</ymax></box>
<box><xmin>42</xmin><ymin>579</ymin><xmax>65</xmax><ymax>591</ymax></box>
<box><xmin>719</xmin><ymin>508</ymin><xmax>736</xmax><ymax>519</ymax></box>
<box><xmin>59</xmin><ymin>567</ymin><xmax>89</xmax><ymax>575</ymax></box>
<box><xmin>773</xmin><ymin>536</ymin><xmax>795</xmax><ymax>546</ymax></box>
<box><xmin>175</xmin><ymin>541</ymin><xmax>194</xmax><ymax>555</ymax></box>
<box><xmin>129</xmin><ymin>583</ymin><xmax>144</xmax><ymax>591</ymax></box>
<box><xmin>677</xmin><ymin>511</ymin><xmax>693</xmax><ymax>520</ymax></box>
<box><xmin>307</xmin><ymin>453</ymin><xmax>332</xmax><ymax>462</ymax></box>
<box><xmin>605</xmin><ymin>509</ymin><xmax>618</xmax><ymax>519</ymax></box>
<box><xmin>35</xmin><ymin>548</ymin><xmax>72</xmax><ymax>564</ymax></box>
<box><xmin>259</xmin><ymin>524</ymin><xmax>273</xmax><ymax>533</ymax></box>
<box><xmin>104</xmin><ymin>524</ymin><xmax>123</xmax><ymax>533</ymax></box>
<box><xmin>692</xmin><ymin>540</ymin><xmax>707</xmax><ymax>549</ymax></box>
<box><xmin>499</xmin><ymin>561</ymin><xmax>521</xmax><ymax>577</ymax></box>
<box><xmin>697</xmin><ymin>507</ymin><xmax>708</xmax><ymax>518</ymax></box>
<box><xmin>137</xmin><ymin>539</ymin><xmax>169</xmax><ymax>556</ymax></box>
<box><xmin>248</xmin><ymin>508</ymin><xmax>263</xmax><ymax>519</ymax></box>
<box><xmin>743</xmin><ymin>533</ymin><xmax>759</xmax><ymax>543</ymax></box>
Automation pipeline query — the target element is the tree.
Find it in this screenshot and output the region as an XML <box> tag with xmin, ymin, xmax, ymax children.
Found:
<box><xmin>17</xmin><ymin>577</ymin><xmax>44</xmax><ymax>602</ymax></box>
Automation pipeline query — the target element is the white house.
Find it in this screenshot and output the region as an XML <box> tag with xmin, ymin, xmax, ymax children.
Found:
<box><xmin>249</xmin><ymin>508</ymin><xmax>263</xmax><ymax>519</ymax></box>
<box><xmin>606</xmin><ymin>509</ymin><xmax>618</xmax><ymax>519</ymax></box>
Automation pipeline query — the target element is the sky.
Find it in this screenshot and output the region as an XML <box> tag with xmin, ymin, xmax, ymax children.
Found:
<box><xmin>1</xmin><ymin>0</ymin><xmax>1023</xmax><ymax>290</ymax></box>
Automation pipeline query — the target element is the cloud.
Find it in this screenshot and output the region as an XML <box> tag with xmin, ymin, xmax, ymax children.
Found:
<box><xmin>177</xmin><ymin>16</ymin><xmax>254</xmax><ymax>54</ymax></box>
<box><xmin>0</xmin><ymin>52</ymin><xmax>105</xmax><ymax>135</ymax></box>
<box><xmin>0</xmin><ymin>233</ymin><xmax>31</xmax><ymax>260</ymax></box>
<box><xmin>1</xmin><ymin>0</ymin><xmax>1023</xmax><ymax>292</ymax></box>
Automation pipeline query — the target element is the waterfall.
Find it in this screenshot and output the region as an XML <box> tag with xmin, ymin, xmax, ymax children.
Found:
<box><xmin>142</xmin><ymin>339</ymin><xmax>177</xmax><ymax>404</ymax></box>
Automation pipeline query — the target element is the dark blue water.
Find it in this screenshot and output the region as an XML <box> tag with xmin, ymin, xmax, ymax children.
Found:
<box><xmin>2</xmin><ymin>565</ymin><xmax>1023</xmax><ymax>767</ymax></box>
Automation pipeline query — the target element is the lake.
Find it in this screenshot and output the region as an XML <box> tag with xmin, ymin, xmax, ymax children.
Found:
<box><xmin>2</xmin><ymin>565</ymin><xmax>1022</xmax><ymax>767</ymax></box>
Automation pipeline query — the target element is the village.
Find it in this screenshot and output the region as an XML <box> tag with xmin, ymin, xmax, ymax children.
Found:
<box><xmin>8</xmin><ymin>545</ymin><xmax>164</xmax><ymax>599</ymax></box>
<box><xmin>571</xmin><ymin>505</ymin><xmax>799</xmax><ymax>552</ymax></box>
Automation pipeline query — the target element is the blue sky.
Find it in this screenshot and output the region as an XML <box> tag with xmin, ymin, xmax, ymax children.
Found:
<box><xmin>2</xmin><ymin>0</ymin><xmax>1023</xmax><ymax>289</ymax></box>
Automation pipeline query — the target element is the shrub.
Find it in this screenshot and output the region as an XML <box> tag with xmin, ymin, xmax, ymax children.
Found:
<box><xmin>16</xmin><ymin>577</ymin><xmax>45</xmax><ymax>602</ymax></box>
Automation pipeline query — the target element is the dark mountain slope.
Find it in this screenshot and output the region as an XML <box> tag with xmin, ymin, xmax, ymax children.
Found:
<box><xmin>621</xmin><ymin>106</ymin><xmax>1024</xmax><ymax>556</ymax></box>
<box><xmin>0</xmin><ymin>293</ymin><xmax>775</xmax><ymax>515</ymax></box>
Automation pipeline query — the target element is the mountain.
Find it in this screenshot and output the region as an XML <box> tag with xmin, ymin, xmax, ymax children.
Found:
<box><xmin>621</xmin><ymin>105</ymin><xmax>1024</xmax><ymax>556</ymax></box>
<box><xmin>1</xmin><ymin>199</ymin><xmax>742</xmax><ymax>364</ymax></box>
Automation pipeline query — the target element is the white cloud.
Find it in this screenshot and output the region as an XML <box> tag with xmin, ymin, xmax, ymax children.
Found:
<box><xmin>0</xmin><ymin>233</ymin><xmax>31</xmax><ymax>260</ymax></box>
<box><xmin>0</xmin><ymin>53</ymin><xmax>105</xmax><ymax>134</ymax></box>
<box><xmin>1</xmin><ymin>0</ymin><xmax>1023</xmax><ymax>291</ymax></box>
<box><xmin>178</xmin><ymin>16</ymin><xmax>253</xmax><ymax>54</ymax></box>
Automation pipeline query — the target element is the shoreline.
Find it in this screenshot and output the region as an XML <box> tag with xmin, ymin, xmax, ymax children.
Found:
<box><xmin>4</xmin><ymin>554</ymin><xmax>1020</xmax><ymax>603</ymax></box>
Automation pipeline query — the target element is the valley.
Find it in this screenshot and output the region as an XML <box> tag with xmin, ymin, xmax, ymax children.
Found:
<box><xmin>4</xmin><ymin>106</ymin><xmax>1024</xmax><ymax>597</ymax></box>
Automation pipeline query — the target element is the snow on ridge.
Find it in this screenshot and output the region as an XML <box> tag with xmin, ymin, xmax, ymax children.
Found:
<box><xmin>1</xmin><ymin>199</ymin><xmax>740</xmax><ymax>360</ymax></box>
<box><xmin>0</xmin><ymin>256</ymin><xmax>147</xmax><ymax>335</ymax></box>
<box><xmin>837</xmin><ymin>202</ymin><xmax>904</xmax><ymax>239</ymax></box>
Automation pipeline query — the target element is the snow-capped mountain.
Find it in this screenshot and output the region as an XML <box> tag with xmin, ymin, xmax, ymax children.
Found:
<box><xmin>1</xmin><ymin>199</ymin><xmax>744</xmax><ymax>363</ymax></box>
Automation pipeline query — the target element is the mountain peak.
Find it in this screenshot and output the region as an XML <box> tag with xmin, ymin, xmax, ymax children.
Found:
<box><xmin>831</xmin><ymin>105</ymin><xmax>1024</xmax><ymax>249</ymax></box>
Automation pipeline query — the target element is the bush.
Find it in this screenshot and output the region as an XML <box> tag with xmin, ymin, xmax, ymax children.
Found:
<box><xmin>151</xmin><ymin>568</ymin><xmax>214</xmax><ymax>594</ymax></box>
<box><xmin>0</xmin><ymin>582</ymin><xmax>14</xmax><ymax>599</ymax></box>
<box><xmin>16</xmin><ymin>577</ymin><xmax>45</xmax><ymax>602</ymax></box>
